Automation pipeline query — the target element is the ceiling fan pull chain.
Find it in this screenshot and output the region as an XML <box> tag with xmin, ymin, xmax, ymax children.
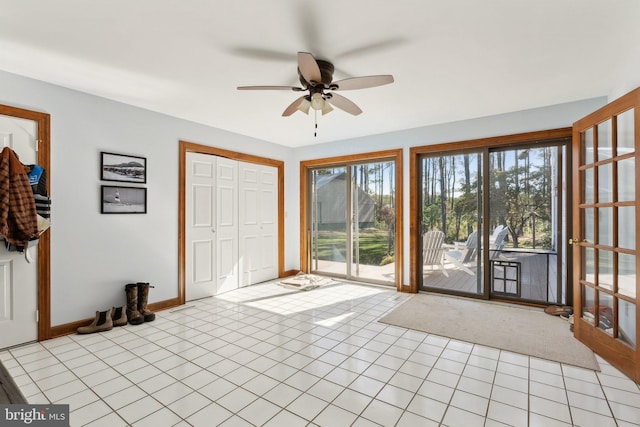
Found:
<box><xmin>314</xmin><ymin>109</ymin><xmax>318</xmax><ymax>137</ymax></box>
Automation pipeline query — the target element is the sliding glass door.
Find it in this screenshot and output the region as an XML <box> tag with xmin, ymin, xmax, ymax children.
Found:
<box><xmin>310</xmin><ymin>167</ymin><xmax>348</xmax><ymax>276</ymax></box>
<box><xmin>310</xmin><ymin>160</ymin><xmax>396</xmax><ymax>285</ymax></box>
<box><xmin>417</xmin><ymin>138</ymin><xmax>569</xmax><ymax>304</ymax></box>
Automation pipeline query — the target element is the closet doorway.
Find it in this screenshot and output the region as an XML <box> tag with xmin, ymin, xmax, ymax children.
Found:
<box><xmin>179</xmin><ymin>141</ymin><xmax>284</xmax><ymax>302</ymax></box>
<box><xmin>0</xmin><ymin>104</ymin><xmax>50</xmax><ymax>347</ymax></box>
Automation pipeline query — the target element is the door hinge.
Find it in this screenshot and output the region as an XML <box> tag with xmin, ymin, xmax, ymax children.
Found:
<box><xmin>36</xmin><ymin>310</ymin><xmax>39</xmax><ymax>322</ymax></box>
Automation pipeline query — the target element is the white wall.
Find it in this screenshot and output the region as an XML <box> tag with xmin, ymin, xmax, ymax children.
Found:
<box><xmin>0</xmin><ymin>70</ymin><xmax>295</xmax><ymax>325</ymax></box>
<box><xmin>608</xmin><ymin>44</ymin><xmax>640</xmax><ymax>101</ymax></box>
<box><xmin>0</xmin><ymin>68</ymin><xmax>611</xmax><ymax>327</ymax></box>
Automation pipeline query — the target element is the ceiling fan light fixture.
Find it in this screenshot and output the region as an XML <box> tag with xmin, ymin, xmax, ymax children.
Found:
<box><xmin>297</xmin><ymin>98</ymin><xmax>311</xmax><ymax>114</ymax></box>
<box><xmin>310</xmin><ymin>92</ymin><xmax>325</xmax><ymax>111</ymax></box>
<box><xmin>321</xmin><ymin>102</ymin><xmax>333</xmax><ymax>115</ymax></box>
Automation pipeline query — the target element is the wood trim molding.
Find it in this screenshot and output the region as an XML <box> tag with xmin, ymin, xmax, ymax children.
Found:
<box><xmin>299</xmin><ymin>149</ymin><xmax>404</xmax><ymax>291</ymax></box>
<box><xmin>178</xmin><ymin>140</ymin><xmax>286</xmax><ymax>305</ymax></box>
<box><xmin>282</xmin><ymin>269</ymin><xmax>300</xmax><ymax>277</ymax></box>
<box><xmin>409</xmin><ymin>128</ymin><xmax>573</xmax><ymax>293</ymax></box>
<box><xmin>0</xmin><ymin>104</ymin><xmax>51</xmax><ymax>341</ymax></box>
<box><xmin>49</xmin><ymin>297</ymin><xmax>183</xmax><ymax>339</ymax></box>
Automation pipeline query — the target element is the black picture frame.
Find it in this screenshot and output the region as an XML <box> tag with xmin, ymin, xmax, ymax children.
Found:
<box><xmin>101</xmin><ymin>185</ymin><xmax>147</xmax><ymax>214</ymax></box>
<box><xmin>101</xmin><ymin>151</ymin><xmax>147</xmax><ymax>183</ymax></box>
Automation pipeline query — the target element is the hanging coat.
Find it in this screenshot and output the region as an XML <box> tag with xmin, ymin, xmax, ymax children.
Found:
<box><xmin>0</xmin><ymin>147</ymin><xmax>38</xmax><ymax>246</ymax></box>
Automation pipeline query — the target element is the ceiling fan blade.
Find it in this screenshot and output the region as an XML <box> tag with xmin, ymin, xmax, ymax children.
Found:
<box><xmin>228</xmin><ymin>47</ymin><xmax>295</xmax><ymax>62</ymax></box>
<box><xmin>297</xmin><ymin>52</ymin><xmax>321</xmax><ymax>85</ymax></box>
<box><xmin>296</xmin><ymin>2</ymin><xmax>322</xmax><ymax>56</ymax></box>
<box><xmin>282</xmin><ymin>96</ymin><xmax>306</xmax><ymax>117</ymax></box>
<box><xmin>335</xmin><ymin>37</ymin><xmax>406</xmax><ymax>60</ymax></box>
<box><xmin>331</xmin><ymin>75</ymin><xmax>394</xmax><ymax>91</ymax></box>
<box><xmin>237</xmin><ymin>85</ymin><xmax>304</xmax><ymax>91</ymax></box>
<box><xmin>327</xmin><ymin>93</ymin><xmax>362</xmax><ymax>116</ymax></box>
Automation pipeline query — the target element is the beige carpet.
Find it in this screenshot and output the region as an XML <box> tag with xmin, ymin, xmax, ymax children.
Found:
<box><xmin>379</xmin><ymin>293</ymin><xmax>599</xmax><ymax>371</ymax></box>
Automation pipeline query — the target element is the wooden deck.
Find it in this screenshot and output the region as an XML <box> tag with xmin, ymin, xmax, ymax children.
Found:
<box><xmin>312</xmin><ymin>248</ymin><xmax>566</xmax><ymax>305</ymax></box>
<box><xmin>423</xmin><ymin>249</ymin><xmax>564</xmax><ymax>304</ymax></box>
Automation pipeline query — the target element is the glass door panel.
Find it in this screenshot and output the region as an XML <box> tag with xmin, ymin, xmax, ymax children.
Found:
<box><xmin>419</xmin><ymin>152</ymin><xmax>484</xmax><ymax>295</ymax></box>
<box><xmin>489</xmin><ymin>145</ymin><xmax>567</xmax><ymax>304</ymax></box>
<box><xmin>351</xmin><ymin>161</ymin><xmax>396</xmax><ymax>284</ymax></box>
<box><xmin>310</xmin><ymin>167</ymin><xmax>348</xmax><ymax>276</ymax></box>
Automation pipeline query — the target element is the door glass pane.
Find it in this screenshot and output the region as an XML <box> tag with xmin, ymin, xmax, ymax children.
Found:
<box><xmin>617</xmin><ymin>108</ymin><xmax>635</xmax><ymax>154</ymax></box>
<box><xmin>619</xmin><ymin>299</ymin><xmax>636</xmax><ymax>348</ymax></box>
<box><xmin>584</xmin><ymin>208</ymin><xmax>595</xmax><ymax>243</ymax></box>
<box><xmin>489</xmin><ymin>146</ymin><xmax>564</xmax><ymax>304</ymax></box>
<box><xmin>598</xmin><ymin>292</ymin><xmax>614</xmax><ymax>336</ymax></box>
<box><xmin>583</xmin><ymin>128</ymin><xmax>594</xmax><ymax>164</ymax></box>
<box><xmin>598</xmin><ymin>163</ymin><xmax>613</xmax><ymax>203</ymax></box>
<box><xmin>351</xmin><ymin>161</ymin><xmax>396</xmax><ymax>284</ymax></box>
<box><xmin>618</xmin><ymin>207</ymin><xmax>635</xmax><ymax>250</ymax></box>
<box><xmin>584</xmin><ymin>168</ymin><xmax>594</xmax><ymax>204</ymax></box>
<box><xmin>618</xmin><ymin>157</ymin><xmax>635</xmax><ymax>202</ymax></box>
<box><xmin>598</xmin><ymin>250</ymin><xmax>614</xmax><ymax>291</ymax></box>
<box><xmin>618</xmin><ymin>253</ymin><xmax>636</xmax><ymax>298</ymax></box>
<box><xmin>421</xmin><ymin>153</ymin><xmax>483</xmax><ymax>295</ymax></box>
<box><xmin>582</xmin><ymin>285</ymin><xmax>595</xmax><ymax>325</ymax></box>
<box><xmin>310</xmin><ymin>167</ymin><xmax>347</xmax><ymax>276</ymax></box>
<box><xmin>583</xmin><ymin>247</ymin><xmax>595</xmax><ymax>284</ymax></box>
<box><xmin>598</xmin><ymin>120</ymin><xmax>612</xmax><ymax>161</ymax></box>
<box><xmin>598</xmin><ymin>207</ymin><xmax>613</xmax><ymax>246</ymax></box>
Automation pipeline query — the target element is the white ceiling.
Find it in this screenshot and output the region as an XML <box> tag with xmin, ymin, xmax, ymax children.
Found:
<box><xmin>1</xmin><ymin>0</ymin><xmax>639</xmax><ymax>147</ymax></box>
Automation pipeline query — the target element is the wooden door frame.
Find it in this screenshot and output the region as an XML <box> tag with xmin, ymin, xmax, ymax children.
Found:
<box><xmin>299</xmin><ymin>149</ymin><xmax>404</xmax><ymax>291</ymax></box>
<box><xmin>572</xmin><ymin>87</ymin><xmax>640</xmax><ymax>382</ymax></box>
<box><xmin>0</xmin><ymin>104</ymin><xmax>51</xmax><ymax>341</ymax></box>
<box><xmin>409</xmin><ymin>128</ymin><xmax>572</xmax><ymax>294</ymax></box>
<box><xmin>178</xmin><ymin>140</ymin><xmax>285</xmax><ymax>304</ymax></box>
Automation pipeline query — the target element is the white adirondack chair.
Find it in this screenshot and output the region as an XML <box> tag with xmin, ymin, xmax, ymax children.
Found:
<box><xmin>423</xmin><ymin>230</ymin><xmax>448</xmax><ymax>277</ymax></box>
<box><xmin>490</xmin><ymin>227</ymin><xmax>509</xmax><ymax>259</ymax></box>
<box><xmin>444</xmin><ymin>231</ymin><xmax>478</xmax><ymax>275</ymax></box>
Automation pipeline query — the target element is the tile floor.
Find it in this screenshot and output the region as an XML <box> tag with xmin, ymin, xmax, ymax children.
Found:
<box><xmin>1</xmin><ymin>280</ymin><xmax>640</xmax><ymax>426</ymax></box>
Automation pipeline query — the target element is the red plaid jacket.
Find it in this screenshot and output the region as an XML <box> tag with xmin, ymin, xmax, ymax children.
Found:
<box><xmin>0</xmin><ymin>147</ymin><xmax>38</xmax><ymax>246</ymax></box>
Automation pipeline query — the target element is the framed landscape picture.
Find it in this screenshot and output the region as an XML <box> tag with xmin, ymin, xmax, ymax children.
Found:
<box><xmin>101</xmin><ymin>152</ymin><xmax>146</xmax><ymax>183</ymax></box>
<box><xmin>101</xmin><ymin>186</ymin><xmax>147</xmax><ymax>214</ymax></box>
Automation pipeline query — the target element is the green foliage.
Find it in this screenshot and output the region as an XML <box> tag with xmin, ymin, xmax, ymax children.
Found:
<box><xmin>313</xmin><ymin>229</ymin><xmax>393</xmax><ymax>266</ymax></box>
<box><xmin>422</xmin><ymin>147</ymin><xmax>559</xmax><ymax>250</ymax></box>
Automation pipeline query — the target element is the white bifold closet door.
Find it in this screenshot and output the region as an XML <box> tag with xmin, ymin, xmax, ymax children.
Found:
<box><xmin>239</xmin><ymin>162</ymin><xmax>278</xmax><ymax>286</ymax></box>
<box><xmin>185</xmin><ymin>152</ymin><xmax>278</xmax><ymax>301</ymax></box>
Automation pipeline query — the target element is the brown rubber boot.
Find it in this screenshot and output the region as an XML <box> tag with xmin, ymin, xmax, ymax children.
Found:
<box><xmin>137</xmin><ymin>282</ymin><xmax>155</xmax><ymax>322</ymax></box>
<box><xmin>111</xmin><ymin>306</ymin><xmax>128</xmax><ymax>327</ymax></box>
<box><xmin>77</xmin><ymin>310</ymin><xmax>113</xmax><ymax>334</ymax></box>
<box><xmin>125</xmin><ymin>283</ymin><xmax>144</xmax><ymax>325</ymax></box>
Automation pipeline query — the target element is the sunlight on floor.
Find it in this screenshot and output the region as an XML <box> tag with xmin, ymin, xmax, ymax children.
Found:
<box><xmin>219</xmin><ymin>281</ymin><xmax>391</xmax><ymax>316</ymax></box>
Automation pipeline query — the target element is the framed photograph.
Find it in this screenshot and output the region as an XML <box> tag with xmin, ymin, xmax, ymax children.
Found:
<box><xmin>101</xmin><ymin>186</ymin><xmax>147</xmax><ymax>214</ymax></box>
<box><xmin>101</xmin><ymin>152</ymin><xmax>146</xmax><ymax>183</ymax></box>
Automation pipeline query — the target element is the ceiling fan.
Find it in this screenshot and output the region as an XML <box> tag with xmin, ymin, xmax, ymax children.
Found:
<box><xmin>237</xmin><ymin>52</ymin><xmax>394</xmax><ymax>117</ymax></box>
